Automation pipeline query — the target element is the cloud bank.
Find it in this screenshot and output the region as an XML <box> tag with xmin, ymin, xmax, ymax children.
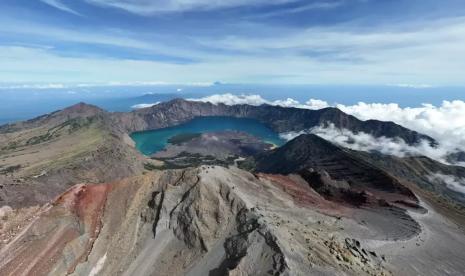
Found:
<box><xmin>189</xmin><ymin>94</ymin><xmax>465</xmax><ymax>165</ymax></box>
<box><xmin>335</xmin><ymin>100</ymin><xmax>465</xmax><ymax>154</ymax></box>
<box><xmin>131</xmin><ymin>102</ymin><xmax>160</xmax><ymax>109</ymax></box>
<box><xmin>280</xmin><ymin>124</ymin><xmax>459</xmax><ymax>165</ymax></box>
<box><xmin>188</xmin><ymin>93</ymin><xmax>328</xmax><ymax>109</ymax></box>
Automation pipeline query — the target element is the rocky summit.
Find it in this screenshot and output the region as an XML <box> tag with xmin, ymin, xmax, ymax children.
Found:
<box><xmin>1</xmin><ymin>99</ymin><xmax>465</xmax><ymax>276</ymax></box>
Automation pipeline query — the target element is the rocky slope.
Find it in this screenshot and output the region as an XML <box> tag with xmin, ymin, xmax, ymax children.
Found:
<box><xmin>0</xmin><ymin>167</ymin><xmax>393</xmax><ymax>276</ymax></box>
<box><xmin>244</xmin><ymin>133</ymin><xmax>465</xmax><ymax>226</ymax></box>
<box><xmin>2</xmin><ymin>165</ymin><xmax>464</xmax><ymax>276</ymax></box>
<box><xmin>0</xmin><ymin>103</ymin><xmax>145</xmax><ymax>208</ymax></box>
<box><xmin>352</xmin><ymin>151</ymin><xmax>465</xmax><ymax>225</ymax></box>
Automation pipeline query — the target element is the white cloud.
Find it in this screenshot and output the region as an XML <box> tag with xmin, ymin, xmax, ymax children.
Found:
<box><xmin>0</xmin><ymin>18</ymin><xmax>219</xmax><ymax>63</ymax></box>
<box><xmin>335</xmin><ymin>100</ymin><xmax>465</xmax><ymax>155</ymax></box>
<box><xmin>428</xmin><ymin>174</ymin><xmax>465</xmax><ymax>194</ymax></box>
<box><xmin>188</xmin><ymin>93</ymin><xmax>325</xmax><ymax>109</ymax></box>
<box><xmin>251</xmin><ymin>1</ymin><xmax>344</xmax><ymax>19</ymax></box>
<box><xmin>188</xmin><ymin>94</ymin><xmax>267</xmax><ymax>105</ymax></box>
<box><xmin>0</xmin><ymin>83</ymin><xmax>67</xmax><ymax>89</ymax></box>
<box><xmin>305</xmin><ymin>99</ymin><xmax>330</xmax><ymax>109</ymax></box>
<box><xmin>388</xmin><ymin>83</ymin><xmax>434</xmax><ymax>89</ymax></box>
<box><xmin>131</xmin><ymin>102</ymin><xmax>160</xmax><ymax>109</ymax></box>
<box><xmin>40</xmin><ymin>0</ymin><xmax>81</xmax><ymax>16</ymax></box>
<box><xmin>85</xmin><ymin>0</ymin><xmax>296</xmax><ymax>14</ymax></box>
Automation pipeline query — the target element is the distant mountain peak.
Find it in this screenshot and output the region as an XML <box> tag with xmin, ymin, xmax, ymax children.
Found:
<box><xmin>60</xmin><ymin>102</ymin><xmax>104</xmax><ymax>115</ymax></box>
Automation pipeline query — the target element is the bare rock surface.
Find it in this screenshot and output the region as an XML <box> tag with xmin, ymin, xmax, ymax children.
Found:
<box><xmin>0</xmin><ymin>167</ymin><xmax>393</xmax><ymax>275</ymax></box>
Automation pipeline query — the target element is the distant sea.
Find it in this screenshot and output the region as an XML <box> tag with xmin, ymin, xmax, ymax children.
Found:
<box><xmin>0</xmin><ymin>84</ymin><xmax>464</xmax><ymax>125</ymax></box>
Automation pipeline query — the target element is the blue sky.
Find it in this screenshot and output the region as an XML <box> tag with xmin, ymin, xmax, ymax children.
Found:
<box><xmin>1</xmin><ymin>0</ymin><xmax>465</xmax><ymax>85</ymax></box>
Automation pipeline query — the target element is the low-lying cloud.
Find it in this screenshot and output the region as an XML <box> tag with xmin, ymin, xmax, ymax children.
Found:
<box><xmin>428</xmin><ymin>174</ymin><xmax>465</xmax><ymax>194</ymax></box>
<box><xmin>131</xmin><ymin>102</ymin><xmax>160</xmax><ymax>109</ymax></box>
<box><xmin>190</xmin><ymin>94</ymin><xmax>465</xmax><ymax>165</ymax></box>
<box><xmin>335</xmin><ymin>100</ymin><xmax>465</xmax><ymax>155</ymax></box>
<box><xmin>280</xmin><ymin>124</ymin><xmax>459</xmax><ymax>165</ymax></box>
<box><xmin>188</xmin><ymin>93</ymin><xmax>329</xmax><ymax>109</ymax></box>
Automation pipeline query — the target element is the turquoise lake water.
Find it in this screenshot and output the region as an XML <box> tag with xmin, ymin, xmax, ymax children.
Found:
<box><xmin>130</xmin><ymin>116</ymin><xmax>285</xmax><ymax>155</ymax></box>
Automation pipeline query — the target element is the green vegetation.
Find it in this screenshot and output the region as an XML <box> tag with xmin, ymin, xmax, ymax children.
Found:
<box><xmin>237</xmin><ymin>157</ymin><xmax>257</xmax><ymax>171</ymax></box>
<box><xmin>0</xmin><ymin>164</ymin><xmax>21</xmax><ymax>174</ymax></box>
<box><xmin>26</xmin><ymin>132</ymin><xmax>55</xmax><ymax>145</ymax></box>
<box><xmin>1</xmin><ymin>141</ymin><xmax>19</xmax><ymax>151</ymax></box>
<box><xmin>50</xmin><ymin>117</ymin><xmax>96</xmax><ymax>134</ymax></box>
<box><xmin>24</xmin><ymin>118</ymin><xmax>97</xmax><ymax>146</ymax></box>
<box><xmin>153</xmin><ymin>152</ymin><xmax>234</xmax><ymax>170</ymax></box>
<box><xmin>144</xmin><ymin>162</ymin><xmax>160</xmax><ymax>171</ymax></box>
<box><xmin>167</xmin><ymin>133</ymin><xmax>201</xmax><ymax>145</ymax></box>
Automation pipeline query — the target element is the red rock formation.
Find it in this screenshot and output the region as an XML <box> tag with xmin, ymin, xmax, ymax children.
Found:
<box><xmin>0</xmin><ymin>183</ymin><xmax>111</xmax><ymax>276</ymax></box>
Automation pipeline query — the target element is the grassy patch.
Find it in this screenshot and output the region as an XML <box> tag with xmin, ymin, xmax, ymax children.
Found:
<box><xmin>0</xmin><ymin>164</ymin><xmax>21</xmax><ymax>174</ymax></box>
<box><xmin>153</xmin><ymin>152</ymin><xmax>235</xmax><ymax>169</ymax></box>
<box><xmin>167</xmin><ymin>133</ymin><xmax>201</xmax><ymax>145</ymax></box>
<box><xmin>1</xmin><ymin>141</ymin><xmax>19</xmax><ymax>151</ymax></box>
<box><xmin>26</xmin><ymin>132</ymin><xmax>55</xmax><ymax>145</ymax></box>
<box><xmin>237</xmin><ymin>157</ymin><xmax>257</xmax><ymax>171</ymax></box>
<box><xmin>144</xmin><ymin>162</ymin><xmax>160</xmax><ymax>171</ymax></box>
<box><xmin>24</xmin><ymin>118</ymin><xmax>97</xmax><ymax>147</ymax></box>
